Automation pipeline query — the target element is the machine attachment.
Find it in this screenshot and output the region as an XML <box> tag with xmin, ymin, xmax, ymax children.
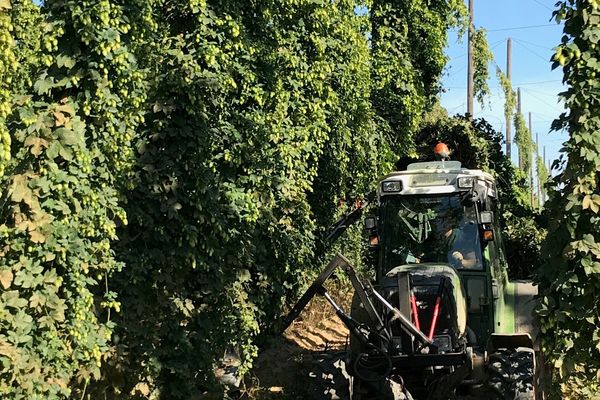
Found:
<box><xmin>281</xmin><ymin>254</ymin><xmax>433</xmax><ymax>351</ymax></box>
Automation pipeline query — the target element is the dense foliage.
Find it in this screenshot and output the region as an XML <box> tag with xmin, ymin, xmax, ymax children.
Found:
<box><xmin>498</xmin><ymin>62</ymin><xmax>537</xmax><ymax>208</ymax></box>
<box><xmin>0</xmin><ymin>0</ymin><xmax>15</xmax><ymax>178</ymax></box>
<box><xmin>0</xmin><ymin>0</ymin><xmax>151</xmax><ymax>398</ymax></box>
<box><xmin>371</xmin><ymin>0</ymin><xmax>466</xmax><ymax>155</ymax></box>
<box><xmin>536</xmin><ymin>0</ymin><xmax>600</xmax><ymax>397</ymax></box>
<box><xmin>0</xmin><ymin>0</ymin><xmax>469</xmax><ymax>398</ymax></box>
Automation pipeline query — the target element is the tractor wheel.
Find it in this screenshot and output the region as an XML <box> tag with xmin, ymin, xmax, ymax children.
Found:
<box><xmin>486</xmin><ymin>347</ymin><xmax>535</xmax><ymax>400</ymax></box>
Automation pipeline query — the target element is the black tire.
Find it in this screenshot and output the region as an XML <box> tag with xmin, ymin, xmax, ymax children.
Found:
<box><xmin>486</xmin><ymin>348</ymin><xmax>536</xmax><ymax>400</ymax></box>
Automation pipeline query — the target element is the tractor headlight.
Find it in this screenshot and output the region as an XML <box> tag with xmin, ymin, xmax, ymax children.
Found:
<box><xmin>458</xmin><ymin>177</ymin><xmax>475</xmax><ymax>188</ymax></box>
<box><xmin>382</xmin><ymin>181</ymin><xmax>402</xmax><ymax>193</ymax></box>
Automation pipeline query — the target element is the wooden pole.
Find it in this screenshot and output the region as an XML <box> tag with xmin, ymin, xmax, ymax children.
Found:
<box><xmin>467</xmin><ymin>0</ymin><xmax>474</xmax><ymax>117</ymax></box>
<box><xmin>517</xmin><ymin>88</ymin><xmax>523</xmax><ymax>170</ymax></box>
<box><xmin>506</xmin><ymin>38</ymin><xmax>512</xmax><ymax>159</ymax></box>
<box><xmin>536</xmin><ymin>129</ymin><xmax>541</xmax><ymax>209</ymax></box>
<box><xmin>530</xmin><ymin>112</ymin><xmax>535</xmax><ymax>209</ymax></box>
<box><xmin>543</xmin><ymin>146</ymin><xmax>547</xmax><ymax>203</ymax></box>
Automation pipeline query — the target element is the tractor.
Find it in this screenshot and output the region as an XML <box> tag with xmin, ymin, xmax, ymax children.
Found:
<box><xmin>281</xmin><ymin>144</ymin><xmax>539</xmax><ymax>399</ymax></box>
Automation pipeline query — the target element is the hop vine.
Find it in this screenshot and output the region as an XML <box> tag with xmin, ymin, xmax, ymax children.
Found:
<box><xmin>472</xmin><ymin>27</ymin><xmax>493</xmax><ymax>108</ymax></box>
<box><xmin>514</xmin><ymin>111</ymin><xmax>534</xmax><ymax>174</ymax></box>
<box><xmin>497</xmin><ymin>67</ymin><xmax>516</xmax><ymax>131</ymax></box>
<box><xmin>0</xmin><ymin>1</ymin><xmax>16</xmax><ymax>177</ymax></box>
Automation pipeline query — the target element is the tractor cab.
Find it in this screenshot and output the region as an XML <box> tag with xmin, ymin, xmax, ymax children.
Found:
<box><xmin>370</xmin><ymin>159</ymin><xmax>501</xmax><ymax>347</ymax></box>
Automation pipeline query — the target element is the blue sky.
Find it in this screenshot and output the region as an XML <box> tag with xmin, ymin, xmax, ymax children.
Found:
<box><xmin>441</xmin><ymin>0</ymin><xmax>567</xmax><ymax>171</ymax></box>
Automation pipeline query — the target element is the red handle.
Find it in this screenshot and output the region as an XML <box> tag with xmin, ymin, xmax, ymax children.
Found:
<box><xmin>410</xmin><ymin>293</ymin><xmax>421</xmax><ymax>331</ymax></box>
<box><xmin>428</xmin><ymin>296</ymin><xmax>442</xmax><ymax>340</ymax></box>
<box><xmin>428</xmin><ymin>278</ymin><xmax>446</xmax><ymax>340</ymax></box>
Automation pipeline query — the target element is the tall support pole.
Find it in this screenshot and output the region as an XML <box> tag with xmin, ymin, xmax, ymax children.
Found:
<box><xmin>543</xmin><ymin>146</ymin><xmax>547</xmax><ymax>203</ymax></box>
<box><xmin>467</xmin><ymin>0</ymin><xmax>474</xmax><ymax>117</ymax></box>
<box><xmin>543</xmin><ymin>146</ymin><xmax>546</xmax><ymax>169</ymax></box>
<box><xmin>536</xmin><ymin>129</ymin><xmax>541</xmax><ymax>209</ymax></box>
<box><xmin>517</xmin><ymin>88</ymin><xmax>523</xmax><ymax>170</ymax></box>
<box><xmin>506</xmin><ymin>38</ymin><xmax>512</xmax><ymax>159</ymax></box>
<box><xmin>529</xmin><ymin>112</ymin><xmax>534</xmax><ymax>209</ymax></box>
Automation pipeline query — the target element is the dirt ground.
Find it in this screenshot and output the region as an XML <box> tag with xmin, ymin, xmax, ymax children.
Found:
<box><xmin>248</xmin><ymin>284</ymin><xmax>353</xmax><ymax>399</ymax></box>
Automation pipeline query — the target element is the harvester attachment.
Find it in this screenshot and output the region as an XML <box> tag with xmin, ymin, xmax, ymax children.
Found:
<box><xmin>281</xmin><ymin>254</ymin><xmax>470</xmax><ymax>400</ymax></box>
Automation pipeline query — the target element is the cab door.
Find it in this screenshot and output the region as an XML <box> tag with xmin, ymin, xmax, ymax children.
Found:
<box><xmin>460</xmin><ymin>272</ymin><xmax>493</xmax><ymax>348</ymax></box>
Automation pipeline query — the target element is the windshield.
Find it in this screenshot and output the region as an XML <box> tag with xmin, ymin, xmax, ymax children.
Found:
<box><xmin>381</xmin><ymin>195</ymin><xmax>484</xmax><ymax>271</ymax></box>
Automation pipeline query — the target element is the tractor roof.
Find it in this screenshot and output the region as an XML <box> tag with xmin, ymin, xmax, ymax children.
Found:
<box><xmin>382</xmin><ymin>161</ymin><xmax>494</xmax><ymax>182</ymax></box>
<box><xmin>378</xmin><ymin>161</ymin><xmax>497</xmax><ymax>197</ymax></box>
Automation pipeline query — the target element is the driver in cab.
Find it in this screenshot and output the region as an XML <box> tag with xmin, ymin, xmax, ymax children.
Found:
<box><xmin>436</xmin><ymin>217</ymin><xmax>479</xmax><ymax>269</ymax></box>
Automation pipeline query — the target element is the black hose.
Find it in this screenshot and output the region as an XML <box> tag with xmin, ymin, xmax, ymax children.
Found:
<box><xmin>353</xmin><ymin>351</ymin><xmax>393</xmax><ymax>382</ymax></box>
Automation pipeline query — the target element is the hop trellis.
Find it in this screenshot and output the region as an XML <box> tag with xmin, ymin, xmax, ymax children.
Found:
<box><xmin>0</xmin><ymin>0</ymin><xmax>469</xmax><ymax>398</ymax></box>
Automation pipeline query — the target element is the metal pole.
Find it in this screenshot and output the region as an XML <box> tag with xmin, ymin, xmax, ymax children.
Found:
<box><xmin>506</xmin><ymin>38</ymin><xmax>512</xmax><ymax>159</ymax></box>
<box><xmin>467</xmin><ymin>0</ymin><xmax>474</xmax><ymax>118</ymax></box>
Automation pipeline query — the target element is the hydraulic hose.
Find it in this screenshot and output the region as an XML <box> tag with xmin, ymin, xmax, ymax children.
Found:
<box><xmin>353</xmin><ymin>351</ymin><xmax>393</xmax><ymax>382</ymax></box>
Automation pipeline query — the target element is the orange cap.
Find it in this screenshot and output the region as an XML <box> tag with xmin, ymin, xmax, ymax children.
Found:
<box><xmin>434</xmin><ymin>142</ymin><xmax>451</xmax><ymax>159</ymax></box>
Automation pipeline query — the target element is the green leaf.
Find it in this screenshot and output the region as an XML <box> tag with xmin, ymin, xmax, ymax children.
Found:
<box><xmin>38</xmin><ymin>316</ymin><xmax>54</xmax><ymax>329</ymax></box>
<box><xmin>56</xmin><ymin>128</ymin><xmax>80</xmax><ymax>146</ymax></box>
<box><xmin>6</xmin><ymin>296</ymin><xmax>28</xmax><ymax>309</ymax></box>
<box><xmin>50</xmin><ymin>308</ymin><xmax>65</xmax><ymax>322</ymax></box>
<box><xmin>58</xmin><ymin>144</ymin><xmax>73</xmax><ymax>161</ymax></box>
<box><xmin>33</xmin><ymin>76</ymin><xmax>55</xmax><ymax>96</ymax></box>
<box><xmin>46</xmin><ymin>141</ymin><xmax>60</xmax><ymax>159</ymax></box>
<box><xmin>56</xmin><ymin>55</ymin><xmax>76</xmax><ymax>69</ymax></box>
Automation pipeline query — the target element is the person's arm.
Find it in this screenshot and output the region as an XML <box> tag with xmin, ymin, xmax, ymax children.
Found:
<box><xmin>459</xmin><ymin>250</ymin><xmax>478</xmax><ymax>269</ymax></box>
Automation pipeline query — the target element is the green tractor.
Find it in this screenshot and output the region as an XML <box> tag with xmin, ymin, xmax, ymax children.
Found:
<box><xmin>282</xmin><ymin>147</ymin><xmax>539</xmax><ymax>399</ymax></box>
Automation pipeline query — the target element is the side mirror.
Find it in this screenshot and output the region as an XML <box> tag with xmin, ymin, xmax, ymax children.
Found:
<box><xmin>479</xmin><ymin>211</ymin><xmax>494</xmax><ymax>242</ymax></box>
<box><xmin>364</xmin><ymin>217</ymin><xmax>379</xmax><ymax>249</ymax></box>
<box><xmin>365</xmin><ymin>217</ymin><xmax>377</xmax><ymax>230</ymax></box>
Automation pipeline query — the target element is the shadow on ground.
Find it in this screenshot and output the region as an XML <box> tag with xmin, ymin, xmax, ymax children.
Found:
<box><xmin>249</xmin><ymin>297</ymin><xmax>351</xmax><ymax>399</ymax></box>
